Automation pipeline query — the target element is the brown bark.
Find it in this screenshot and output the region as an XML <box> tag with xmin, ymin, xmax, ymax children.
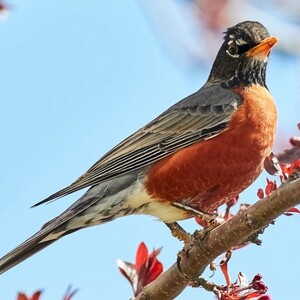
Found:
<box><xmin>135</xmin><ymin>175</ymin><xmax>300</xmax><ymax>300</ymax></box>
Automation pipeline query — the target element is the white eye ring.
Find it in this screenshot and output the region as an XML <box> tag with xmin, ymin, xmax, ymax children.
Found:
<box><xmin>226</xmin><ymin>43</ymin><xmax>239</xmax><ymax>58</ymax></box>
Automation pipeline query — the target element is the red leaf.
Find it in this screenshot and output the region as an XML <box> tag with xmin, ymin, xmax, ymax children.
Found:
<box><xmin>118</xmin><ymin>242</ymin><xmax>163</xmax><ymax>296</ymax></box>
<box><xmin>117</xmin><ymin>259</ymin><xmax>137</xmax><ymax>293</ymax></box>
<box><xmin>265</xmin><ymin>178</ymin><xmax>277</xmax><ymax>195</ymax></box>
<box><xmin>252</xmin><ymin>274</ymin><xmax>262</xmax><ymax>282</ymax></box>
<box><xmin>258</xmin><ymin>295</ymin><xmax>271</xmax><ymax>300</ymax></box>
<box><xmin>216</xmin><ymin>272</ymin><xmax>269</xmax><ymax>300</ymax></box>
<box><xmin>243</xmin><ymin>291</ymin><xmax>265</xmax><ymax>299</ymax></box>
<box><xmin>143</xmin><ymin>257</ymin><xmax>163</xmax><ymax>286</ymax></box>
<box><xmin>252</xmin><ymin>281</ymin><xmax>267</xmax><ymax>293</ymax></box>
<box><xmin>286</xmin><ymin>207</ymin><xmax>300</xmax><ymax>214</ymax></box>
<box><xmin>31</xmin><ymin>291</ymin><xmax>42</xmax><ymax>300</ymax></box>
<box><xmin>257</xmin><ymin>188</ymin><xmax>264</xmax><ymax>199</ymax></box>
<box><xmin>136</xmin><ymin>245</ymin><xmax>163</xmax><ymax>295</ymax></box>
<box><xmin>220</xmin><ymin>259</ymin><xmax>231</xmax><ymax>286</ymax></box>
<box><xmin>17</xmin><ymin>293</ymin><xmax>29</xmax><ymax>300</ymax></box>
<box><xmin>251</xmin><ymin>274</ymin><xmax>268</xmax><ymax>294</ymax></box>
<box><xmin>17</xmin><ymin>291</ymin><xmax>43</xmax><ymax>300</ymax></box>
<box><xmin>280</xmin><ymin>159</ymin><xmax>300</xmax><ymax>178</ymax></box>
<box><xmin>259</xmin><ymin>176</ymin><xmax>299</xmax><ymax>217</ymax></box>
<box><xmin>135</xmin><ymin>242</ymin><xmax>148</xmax><ymax>271</ymax></box>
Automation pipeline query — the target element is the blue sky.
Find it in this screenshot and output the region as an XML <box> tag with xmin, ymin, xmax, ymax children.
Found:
<box><xmin>1</xmin><ymin>1</ymin><xmax>300</xmax><ymax>299</ymax></box>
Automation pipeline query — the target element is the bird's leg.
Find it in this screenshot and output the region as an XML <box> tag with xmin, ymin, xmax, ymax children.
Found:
<box><xmin>165</xmin><ymin>222</ymin><xmax>198</xmax><ymax>281</ymax></box>
<box><xmin>164</xmin><ymin>222</ymin><xmax>191</xmax><ymax>243</ymax></box>
<box><xmin>165</xmin><ymin>204</ymin><xmax>225</xmax><ymax>283</ymax></box>
<box><xmin>174</xmin><ymin>228</ymin><xmax>218</xmax><ymax>284</ymax></box>
<box><xmin>171</xmin><ymin>202</ymin><xmax>224</xmax><ymax>236</ymax></box>
<box><xmin>194</xmin><ymin>217</ymin><xmax>224</xmax><ymax>240</ymax></box>
<box><xmin>171</xmin><ymin>202</ymin><xmax>224</xmax><ymax>259</ymax></box>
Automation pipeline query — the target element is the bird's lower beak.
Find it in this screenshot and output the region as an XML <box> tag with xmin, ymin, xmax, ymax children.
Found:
<box><xmin>246</xmin><ymin>36</ymin><xmax>279</xmax><ymax>57</ymax></box>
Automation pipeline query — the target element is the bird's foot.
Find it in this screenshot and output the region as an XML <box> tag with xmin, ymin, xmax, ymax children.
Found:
<box><xmin>166</xmin><ymin>205</ymin><xmax>225</xmax><ymax>283</ymax></box>
<box><xmin>170</xmin><ymin>202</ymin><xmax>224</xmax><ymax>247</ymax></box>
<box><xmin>194</xmin><ymin>215</ymin><xmax>225</xmax><ymax>240</ymax></box>
<box><xmin>175</xmin><ymin>231</ymin><xmax>217</xmax><ymax>284</ymax></box>
<box><xmin>190</xmin><ymin>217</ymin><xmax>224</xmax><ymax>263</ymax></box>
<box><xmin>171</xmin><ymin>202</ymin><xmax>222</xmax><ymax>227</ymax></box>
<box><xmin>164</xmin><ymin>222</ymin><xmax>199</xmax><ymax>283</ymax></box>
<box><xmin>164</xmin><ymin>222</ymin><xmax>197</xmax><ymax>283</ymax></box>
<box><xmin>176</xmin><ymin>245</ymin><xmax>200</xmax><ymax>284</ymax></box>
<box><xmin>165</xmin><ymin>222</ymin><xmax>192</xmax><ymax>243</ymax></box>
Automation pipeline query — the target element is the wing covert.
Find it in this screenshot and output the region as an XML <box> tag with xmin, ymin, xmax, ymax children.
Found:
<box><xmin>33</xmin><ymin>84</ymin><xmax>242</xmax><ymax>206</ymax></box>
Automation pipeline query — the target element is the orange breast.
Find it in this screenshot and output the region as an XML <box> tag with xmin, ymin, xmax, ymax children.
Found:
<box><xmin>145</xmin><ymin>85</ymin><xmax>277</xmax><ymax>213</ymax></box>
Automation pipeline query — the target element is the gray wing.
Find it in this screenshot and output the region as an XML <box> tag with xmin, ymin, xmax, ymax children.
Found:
<box><xmin>33</xmin><ymin>84</ymin><xmax>242</xmax><ymax>206</ymax></box>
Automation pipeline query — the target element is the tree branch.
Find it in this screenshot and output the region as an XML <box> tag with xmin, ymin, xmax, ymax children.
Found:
<box><xmin>135</xmin><ymin>175</ymin><xmax>300</xmax><ymax>300</ymax></box>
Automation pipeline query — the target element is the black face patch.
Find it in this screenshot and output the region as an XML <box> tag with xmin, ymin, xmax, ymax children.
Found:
<box><xmin>208</xmin><ymin>21</ymin><xmax>272</xmax><ymax>88</ymax></box>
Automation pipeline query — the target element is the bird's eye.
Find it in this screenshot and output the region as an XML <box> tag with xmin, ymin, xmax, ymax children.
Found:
<box><xmin>227</xmin><ymin>43</ymin><xmax>238</xmax><ymax>57</ymax></box>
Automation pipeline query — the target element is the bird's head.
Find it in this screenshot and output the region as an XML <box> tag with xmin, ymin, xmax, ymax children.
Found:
<box><xmin>208</xmin><ymin>21</ymin><xmax>278</xmax><ymax>88</ymax></box>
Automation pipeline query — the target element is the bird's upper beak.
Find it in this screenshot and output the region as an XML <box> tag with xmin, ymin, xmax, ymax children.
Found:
<box><xmin>246</xmin><ymin>36</ymin><xmax>279</xmax><ymax>57</ymax></box>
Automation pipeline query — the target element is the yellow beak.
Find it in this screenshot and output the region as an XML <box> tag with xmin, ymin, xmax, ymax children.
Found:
<box><xmin>246</xmin><ymin>36</ymin><xmax>279</xmax><ymax>57</ymax></box>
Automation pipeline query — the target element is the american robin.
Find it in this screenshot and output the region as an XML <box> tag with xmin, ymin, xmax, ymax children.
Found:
<box><xmin>0</xmin><ymin>21</ymin><xmax>278</xmax><ymax>274</ymax></box>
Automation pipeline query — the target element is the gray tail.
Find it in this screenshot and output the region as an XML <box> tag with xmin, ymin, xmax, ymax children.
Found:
<box><xmin>0</xmin><ymin>208</ymin><xmax>83</xmax><ymax>275</ymax></box>
<box><xmin>0</xmin><ymin>175</ymin><xmax>138</xmax><ymax>274</ymax></box>
<box><xmin>0</xmin><ymin>233</ymin><xmax>57</xmax><ymax>275</ymax></box>
<box><xmin>0</xmin><ymin>192</ymin><xmax>103</xmax><ymax>275</ymax></box>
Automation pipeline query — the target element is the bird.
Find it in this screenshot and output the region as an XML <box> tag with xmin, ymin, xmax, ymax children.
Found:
<box><xmin>0</xmin><ymin>21</ymin><xmax>278</xmax><ymax>274</ymax></box>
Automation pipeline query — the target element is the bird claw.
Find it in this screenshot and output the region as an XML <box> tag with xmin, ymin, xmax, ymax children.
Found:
<box><xmin>177</xmin><ymin>246</ymin><xmax>201</xmax><ymax>285</ymax></box>
<box><xmin>195</xmin><ymin>216</ymin><xmax>224</xmax><ymax>239</ymax></box>
<box><xmin>176</xmin><ymin>233</ymin><xmax>217</xmax><ymax>285</ymax></box>
<box><xmin>206</xmin><ymin>215</ymin><xmax>225</xmax><ymax>227</ymax></box>
<box><xmin>189</xmin><ymin>216</ymin><xmax>225</xmax><ymax>255</ymax></box>
<box><xmin>165</xmin><ymin>222</ymin><xmax>200</xmax><ymax>283</ymax></box>
<box><xmin>165</xmin><ymin>222</ymin><xmax>192</xmax><ymax>243</ymax></box>
<box><xmin>165</xmin><ymin>210</ymin><xmax>224</xmax><ymax>284</ymax></box>
<box><xmin>209</xmin><ymin>261</ymin><xmax>217</xmax><ymax>277</ymax></box>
